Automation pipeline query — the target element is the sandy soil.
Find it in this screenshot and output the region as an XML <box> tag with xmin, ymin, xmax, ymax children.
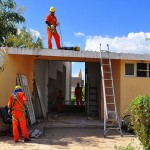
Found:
<box><xmin>42</xmin><ymin>128</ymin><xmax>142</xmax><ymax>150</ymax></box>
<box><xmin>0</xmin><ymin>113</ymin><xmax>143</xmax><ymax>150</ymax></box>
<box><xmin>0</xmin><ymin>127</ymin><xmax>143</xmax><ymax>150</ymax></box>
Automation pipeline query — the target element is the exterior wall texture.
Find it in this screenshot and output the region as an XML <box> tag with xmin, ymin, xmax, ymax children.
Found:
<box><xmin>0</xmin><ymin>48</ymin><xmax>35</xmax><ymax>129</ymax></box>
<box><xmin>0</xmin><ymin>50</ymin><xmax>34</xmax><ymax>107</ymax></box>
<box><xmin>120</xmin><ymin>60</ymin><xmax>150</xmax><ymax>116</ymax></box>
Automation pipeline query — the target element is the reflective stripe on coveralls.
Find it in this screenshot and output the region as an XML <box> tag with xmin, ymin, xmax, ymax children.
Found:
<box><xmin>12</xmin><ymin>94</ymin><xmax>26</xmax><ymax>122</ymax></box>
<box><xmin>8</xmin><ymin>91</ymin><xmax>29</xmax><ymax>141</ymax></box>
<box><xmin>46</xmin><ymin>14</ymin><xmax>61</xmax><ymax>49</ymax></box>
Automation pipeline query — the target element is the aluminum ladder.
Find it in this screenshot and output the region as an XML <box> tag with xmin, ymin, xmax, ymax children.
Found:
<box><xmin>100</xmin><ymin>44</ymin><xmax>122</xmax><ymax>137</ymax></box>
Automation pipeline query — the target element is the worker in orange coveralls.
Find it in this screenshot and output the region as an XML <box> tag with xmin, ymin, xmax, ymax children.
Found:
<box><xmin>45</xmin><ymin>6</ymin><xmax>61</xmax><ymax>49</ymax></box>
<box><xmin>75</xmin><ymin>83</ymin><xmax>83</xmax><ymax>107</ymax></box>
<box><xmin>56</xmin><ymin>89</ymin><xmax>63</xmax><ymax>113</ymax></box>
<box><xmin>8</xmin><ymin>85</ymin><xmax>31</xmax><ymax>143</ymax></box>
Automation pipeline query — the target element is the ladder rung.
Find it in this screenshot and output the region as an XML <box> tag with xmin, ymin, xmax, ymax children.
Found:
<box><xmin>107</xmin><ymin>103</ymin><xmax>115</xmax><ymax>105</ymax></box>
<box><xmin>102</xmin><ymin>64</ymin><xmax>110</xmax><ymax>66</ymax></box>
<box><xmin>106</xmin><ymin>95</ymin><xmax>114</xmax><ymax>96</ymax></box>
<box><xmin>106</xmin><ymin>128</ymin><xmax>121</xmax><ymax>130</ymax></box>
<box><xmin>104</xmin><ymin>79</ymin><xmax>112</xmax><ymax>80</ymax></box>
<box><xmin>105</xmin><ymin>87</ymin><xmax>112</xmax><ymax>88</ymax></box>
<box><xmin>107</xmin><ymin>119</ymin><xmax>117</xmax><ymax>121</ymax></box>
<box><xmin>107</xmin><ymin>111</ymin><xmax>116</xmax><ymax>113</ymax></box>
<box><xmin>104</xmin><ymin>71</ymin><xmax>110</xmax><ymax>73</ymax></box>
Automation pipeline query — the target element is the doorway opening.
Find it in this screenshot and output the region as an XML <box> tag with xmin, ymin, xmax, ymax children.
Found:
<box><xmin>33</xmin><ymin>60</ymin><xmax>101</xmax><ymax>118</ymax></box>
<box><xmin>71</xmin><ymin>62</ymin><xmax>85</xmax><ymax>107</ymax></box>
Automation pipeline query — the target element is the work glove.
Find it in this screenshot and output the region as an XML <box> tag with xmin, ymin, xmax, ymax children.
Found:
<box><xmin>56</xmin><ymin>22</ymin><xmax>60</xmax><ymax>26</ymax></box>
<box><xmin>51</xmin><ymin>25</ymin><xmax>55</xmax><ymax>29</ymax></box>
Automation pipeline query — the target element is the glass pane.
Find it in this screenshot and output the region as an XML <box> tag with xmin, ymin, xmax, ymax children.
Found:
<box><xmin>137</xmin><ymin>63</ymin><xmax>147</xmax><ymax>77</ymax></box>
<box><xmin>125</xmin><ymin>64</ymin><xmax>134</xmax><ymax>75</ymax></box>
<box><xmin>137</xmin><ymin>71</ymin><xmax>147</xmax><ymax>77</ymax></box>
<box><xmin>137</xmin><ymin>63</ymin><xmax>147</xmax><ymax>70</ymax></box>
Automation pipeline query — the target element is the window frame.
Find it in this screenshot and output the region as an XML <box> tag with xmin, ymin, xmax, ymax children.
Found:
<box><xmin>125</xmin><ymin>62</ymin><xmax>150</xmax><ymax>77</ymax></box>
<box><xmin>124</xmin><ymin>63</ymin><xmax>136</xmax><ymax>77</ymax></box>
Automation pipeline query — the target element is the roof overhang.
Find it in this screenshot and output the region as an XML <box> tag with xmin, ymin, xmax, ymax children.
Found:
<box><xmin>7</xmin><ymin>47</ymin><xmax>150</xmax><ymax>62</ymax></box>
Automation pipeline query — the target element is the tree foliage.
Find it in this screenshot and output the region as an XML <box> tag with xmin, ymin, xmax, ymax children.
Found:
<box><xmin>0</xmin><ymin>0</ymin><xmax>25</xmax><ymax>46</ymax></box>
<box><xmin>130</xmin><ymin>95</ymin><xmax>150</xmax><ymax>150</ymax></box>
<box><xmin>5</xmin><ymin>27</ymin><xmax>43</xmax><ymax>48</ymax></box>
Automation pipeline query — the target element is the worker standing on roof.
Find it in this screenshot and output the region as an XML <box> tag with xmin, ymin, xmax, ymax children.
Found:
<box><xmin>8</xmin><ymin>85</ymin><xmax>31</xmax><ymax>143</ymax></box>
<box><xmin>45</xmin><ymin>6</ymin><xmax>61</xmax><ymax>49</ymax></box>
<box><xmin>75</xmin><ymin>83</ymin><xmax>83</xmax><ymax>107</ymax></box>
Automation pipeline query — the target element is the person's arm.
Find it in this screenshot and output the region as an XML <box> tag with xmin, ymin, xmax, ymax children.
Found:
<box><xmin>45</xmin><ymin>21</ymin><xmax>52</xmax><ymax>28</ymax></box>
<box><xmin>8</xmin><ymin>96</ymin><xmax>12</xmax><ymax>115</ymax></box>
<box><xmin>22</xmin><ymin>93</ymin><xmax>28</xmax><ymax>111</ymax></box>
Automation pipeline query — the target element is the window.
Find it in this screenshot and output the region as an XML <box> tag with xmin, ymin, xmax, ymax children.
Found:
<box><xmin>125</xmin><ymin>62</ymin><xmax>150</xmax><ymax>77</ymax></box>
<box><xmin>125</xmin><ymin>63</ymin><xmax>134</xmax><ymax>76</ymax></box>
<box><xmin>137</xmin><ymin>63</ymin><xmax>147</xmax><ymax>77</ymax></box>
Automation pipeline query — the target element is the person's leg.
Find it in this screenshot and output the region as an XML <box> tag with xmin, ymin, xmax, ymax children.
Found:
<box><xmin>20</xmin><ymin>115</ymin><xmax>29</xmax><ymax>139</ymax></box>
<box><xmin>79</xmin><ymin>98</ymin><xmax>83</xmax><ymax>106</ymax></box>
<box><xmin>47</xmin><ymin>28</ymin><xmax>53</xmax><ymax>49</ymax></box>
<box><xmin>53</xmin><ymin>32</ymin><xmax>61</xmax><ymax>49</ymax></box>
<box><xmin>76</xmin><ymin>98</ymin><xmax>79</xmax><ymax>106</ymax></box>
<box><xmin>12</xmin><ymin>119</ymin><xmax>20</xmax><ymax>142</ymax></box>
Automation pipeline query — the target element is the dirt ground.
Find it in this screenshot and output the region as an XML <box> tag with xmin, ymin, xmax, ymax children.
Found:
<box><xmin>0</xmin><ymin>113</ymin><xmax>143</xmax><ymax>150</ymax></box>
<box><xmin>0</xmin><ymin>128</ymin><xmax>142</xmax><ymax>150</ymax></box>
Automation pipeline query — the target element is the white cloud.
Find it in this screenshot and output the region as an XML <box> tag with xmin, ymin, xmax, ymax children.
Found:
<box><xmin>29</xmin><ymin>29</ymin><xmax>41</xmax><ymax>38</ymax></box>
<box><xmin>74</xmin><ymin>32</ymin><xmax>85</xmax><ymax>37</ymax></box>
<box><xmin>85</xmin><ymin>32</ymin><xmax>150</xmax><ymax>54</ymax></box>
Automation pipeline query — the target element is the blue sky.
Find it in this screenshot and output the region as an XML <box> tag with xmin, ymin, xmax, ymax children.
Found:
<box><xmin>15</xmin><ymin>0</ymin><xmax>150</xmax><ymax>79</ymax></box>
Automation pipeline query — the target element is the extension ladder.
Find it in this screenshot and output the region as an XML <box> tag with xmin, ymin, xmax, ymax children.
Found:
<box><xmin>100</xmin><ymin>44</ymin><xmax>122</xmax><ymax>137</ymax></box>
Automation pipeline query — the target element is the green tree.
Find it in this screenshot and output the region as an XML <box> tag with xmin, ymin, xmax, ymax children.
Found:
<box><xmin>5</xmin><ymin>27</ymin><xmax>43</xmax><ymax>48</ymax></box>
<box><xmin>0</xmin><ymin>0</ymin><xmax>25</xmax><ymax>46</ymax></box>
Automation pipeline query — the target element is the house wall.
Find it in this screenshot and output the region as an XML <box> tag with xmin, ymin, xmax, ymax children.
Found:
<box><xmin>100</xmin><ymin>59</ymin><xmax>121</xmax><ymax>119</ymax></box>
<box><xmin>34</xmin><ymin>60</ymin><xmax>71</xmax><ymax>115</ymax></box>
<box><xmin>0</xmin><ymin>53</ymin><xmax>34</xmax><ymax>107</ymax></box>
<box><xmin>33</xmin><ymin>60</ymin><xmax>49</xmax><ymax>116</ymax></box>
<box><xmin>0</xmin><ymin>51</ymin><xmax>71</xmax><ymax>129</ymax></box>
<box><xmin>100</xmin><ymin>59</ymin><xmax>150</xmax><ymax>120</ymax></box>
<box><xmin>0</xmin><ymin>49</ymin><xmax>35</xmax><ymax>130</ymax></box>
<box><xmin>86</xmin><ymin>62</ymin><xmax>101</xmax><ymax>116</ymax></box>
<box><xmin>120</xmin><ymin>60</ymin><xmax>150</xmax><ymax>116</ymax></box>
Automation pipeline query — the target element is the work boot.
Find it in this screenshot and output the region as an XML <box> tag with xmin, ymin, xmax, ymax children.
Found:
<box><xmin>24</xmin><ymin>138</ymin><xmax>31</xmax><ymax>142</ymax></box>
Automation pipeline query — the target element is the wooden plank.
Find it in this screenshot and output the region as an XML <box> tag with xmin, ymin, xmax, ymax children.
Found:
<box><xmin>35</xmin><ymin>79</ymin><xmax>47</xmax><ymax>118</ymax></box>
<box><xmin>17</xmin><ymin>74</ymin><xmax>36</xmax><ymax>125</ymax></box>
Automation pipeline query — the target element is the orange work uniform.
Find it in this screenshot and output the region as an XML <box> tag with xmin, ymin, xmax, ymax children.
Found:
<box><xmin>45</xmin><ymin>14</ymin><xmax>61</xmax><ymax>49</ymax></box>
<box><xmin>8</xmin><ymin>92</ymin><xmax>29</xmax><ymax>141</ymax></box>
<box><xmin>75</xmin><ymin>87</ymin><xmax>83</xmax><ymax>106</ymax></box>
<box><xmin>56</xmin><ymin>91</ymin><xmax>63</xmax><ymax>113</ymax></box>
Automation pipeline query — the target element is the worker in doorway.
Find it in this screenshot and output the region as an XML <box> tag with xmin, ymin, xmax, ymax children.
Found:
<box><xmin>45</xmin><ymin>6</ymin><xmax>61</xmax><ymax>49</ymax></box>
<box><xmin>75</xmin><ymin>83</ymin><xmax>83</xmax><ymax>107</ymax></box>
<box><xmin>56</xmin><ymin>89</ymin><xmax>63</xmax><ymax>113</ymax></box>
<box><xmin>8</xmin><ymin>85</ymin><xmax>31</xmax><ymax>143</ymax></box>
